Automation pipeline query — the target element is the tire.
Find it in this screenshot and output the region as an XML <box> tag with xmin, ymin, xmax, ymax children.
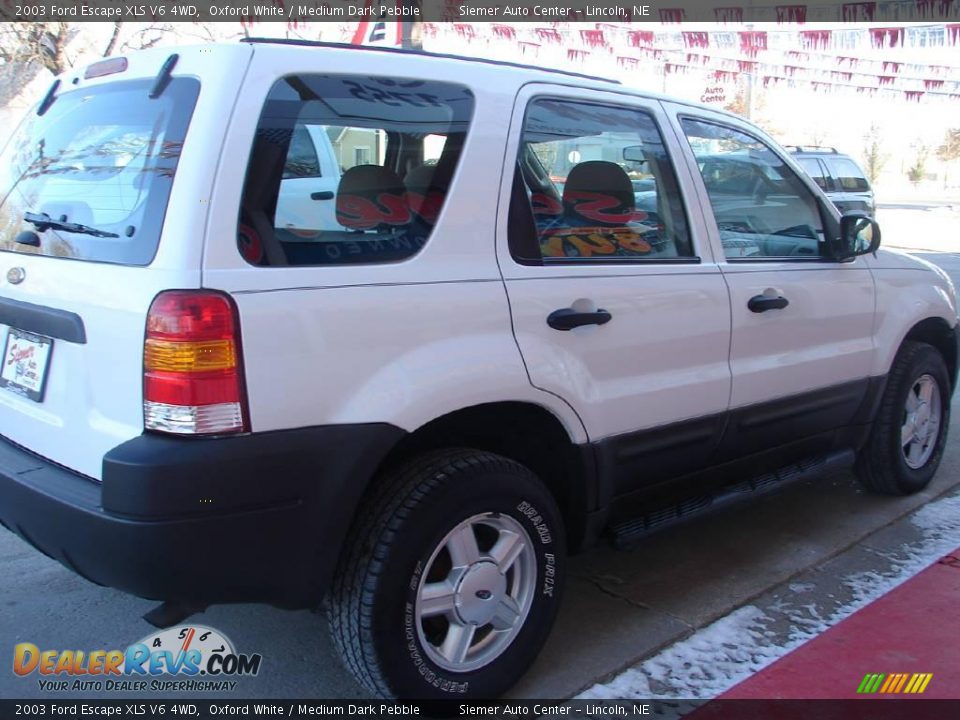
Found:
<box><xmin>856</xmin><ymin>341</ymin><xmax>951</xmax><ymax>495</ymax></box>
<box><xmin>327</xmin><ymin>449</ymin><xmax>565</xmax><ymax>699</ymax></box>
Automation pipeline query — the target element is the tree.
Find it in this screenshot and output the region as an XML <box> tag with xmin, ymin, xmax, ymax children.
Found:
<box><xmin>0</xmin><ymin>22</ymin><xmax>74</xmax><ymax>76</ymax></box>
<box><xmin>0</xmin><ymin>20</ymin><xmax>176</xmax><ymax>110</ymax></box>
<box><xmin>862</xmin><ymin>124</ymin><xmax>888</xmax><ymax>185</ymax></box>
<box><xmin>907</xmin><ymin>142</ymin><xmax>929</xmax><ymax>185</ymax></box>
<box><xmin>937</xmin><ymin>129</ymin><xmax>960</xmax><ymax>186</ymax></box>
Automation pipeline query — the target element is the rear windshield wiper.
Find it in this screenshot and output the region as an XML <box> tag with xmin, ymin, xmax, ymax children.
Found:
<box><xmin>24</xmin><ymin>212</ymin><xmax>119</xmax><ymax>239</ymax></box>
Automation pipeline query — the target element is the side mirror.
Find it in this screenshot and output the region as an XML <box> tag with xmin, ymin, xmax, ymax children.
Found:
<box><xmin>833</xmin><ymin>213</ymin><xmax>881</xmax><ymax>260</ymax></box>
<box><xmin>623</xmin><ymin>145</ymin><xmax>646</xmax><ymax>164</ymax></box>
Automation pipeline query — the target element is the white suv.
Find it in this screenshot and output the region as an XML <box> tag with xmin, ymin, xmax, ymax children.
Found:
<box><xmin>0</xmin><ymin>41</ymin><xmax>956</xmax><ymax>700</ymax></box>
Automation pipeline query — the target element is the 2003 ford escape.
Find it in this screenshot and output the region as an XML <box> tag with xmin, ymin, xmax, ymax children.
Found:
<box><xmin>0</xmin><ymin>40</ymin><xmax>957</xmax><ymax>699</ymax></box>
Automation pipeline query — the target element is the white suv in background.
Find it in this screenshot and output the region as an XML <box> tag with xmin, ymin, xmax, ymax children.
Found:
<box><xmin>0</xmin><ymin>41</ymin><xmax>956</xmax><ymax>700</ymax></box>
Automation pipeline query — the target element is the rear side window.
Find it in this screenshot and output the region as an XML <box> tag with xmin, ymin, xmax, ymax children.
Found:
<box><xmin>238</xmin><ymin>75</ymin><xmax>474</xmax><ymax>267</ymax></box>
<box><xmin>823</xmin><ymin>157</ymin><xmax>870</xmax><ymax>192</ymax></box>
<box><xmin>0</xmin><ymin>78</ymin><xmax>199</xmax><ymax>266</ymax></box>
<box><xmin>508</xmin><ymin>98</ymin><xmax>693</xmax><ymax>264</ymax></box>
<box><xmin>796</xmin><ymin>157</ymin><xmax>830</xmax><ymax>191</ymax></box>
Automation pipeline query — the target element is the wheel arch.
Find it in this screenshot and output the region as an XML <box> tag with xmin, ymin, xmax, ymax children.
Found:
<box><xmin>375</xmin><ymin>401</ymin><xmax>597</xmax><ymax>552</ymax></box>
<box><xmin>901</xmin><ymin>317</ymin><xmax>958</xmax><ymax>390</ymax></box>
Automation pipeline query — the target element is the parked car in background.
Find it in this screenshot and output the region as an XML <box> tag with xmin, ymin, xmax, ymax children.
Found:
<box><xmin>787</xmin><ymin>146</ymin><xmax>875</xmax><ymax>217</ymax></box>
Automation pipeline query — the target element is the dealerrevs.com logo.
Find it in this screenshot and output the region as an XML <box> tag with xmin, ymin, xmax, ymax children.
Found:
<box><xmin>13</xmin><ymin>625</ymin><xmax>262</xmax><ymax>692</ymax></box>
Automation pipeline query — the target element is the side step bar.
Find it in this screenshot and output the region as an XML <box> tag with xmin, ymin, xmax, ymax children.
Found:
<box><xmin>610</xmin><ymin>449</ymin><xmax>855</xmax><ymax>550</ymax></box>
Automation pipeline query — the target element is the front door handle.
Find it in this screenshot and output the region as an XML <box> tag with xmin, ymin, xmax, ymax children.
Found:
<box><xmin>547</xmin><ymin>308</ymin><xmax>612</xmax><ymax>331</ymax></box>
<box><xmin>748</xmin><ymin>294</ymin><xmax>789</xmax><ymax>313</ymax></box>
<box><xmin>310</xmin><ymin>191</ymin><xmax>335</xmax><ymax>201</ymax></box>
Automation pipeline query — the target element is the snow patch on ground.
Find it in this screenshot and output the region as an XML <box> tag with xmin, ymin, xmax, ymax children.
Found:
<box><xmin>578</xmin><ymin>606</ymin><xmax>809</xmax><ymax>700</ymax></box>
<box><xmin>578</xmin><ymin>491</ymin><xmax>960</xmax><ymax>701</ymax></box>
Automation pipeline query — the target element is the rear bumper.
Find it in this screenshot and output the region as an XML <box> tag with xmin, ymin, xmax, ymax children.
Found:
<box><xmin>0</xmin><ymin>424</ymin><xmax>403</xmax><ymax>607</ymax></box>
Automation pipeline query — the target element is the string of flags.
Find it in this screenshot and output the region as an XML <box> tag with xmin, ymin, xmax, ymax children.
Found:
<box><xmin>420</xmin><ymin>22</ymin><xmax>960</xmax><ymax>103</ymax></box>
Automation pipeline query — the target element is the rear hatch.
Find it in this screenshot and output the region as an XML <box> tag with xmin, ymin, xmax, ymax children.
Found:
<box><xmin>0</xmin><ymin>47</ymin><xmax>248</xmax><ymax>480</ymax></box>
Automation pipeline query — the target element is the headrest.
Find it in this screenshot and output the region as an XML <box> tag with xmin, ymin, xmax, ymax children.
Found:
<box><xmin>336</xmin><ymin>165</ymin><xmax>411</xmax><ymax>230</ymax></box>
<box><xmin>562</xmin><ymin>161</ymin><xmax>636</xmax><ymax>227</ymax></box>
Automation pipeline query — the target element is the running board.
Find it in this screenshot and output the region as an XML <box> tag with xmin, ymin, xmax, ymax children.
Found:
<box><xmin>610</xmin><ymin>449</ymin><xmax>855</xmax><ymax>550</ymax></box>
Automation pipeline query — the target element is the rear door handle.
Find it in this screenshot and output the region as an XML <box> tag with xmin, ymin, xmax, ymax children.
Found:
<box><xmin>547</xmin><ymin>308</ymin><xmax>612</xmax><ymax>331</ymax></box>
<box><xmin>310</xmin><ymin>191</ymin><xmax>335</xmax><ymax>201</ymax></box>
<box><xmin>748</xmin><ymin>294</ymin><xmax>789</xmax><ymax>313</ymax></box>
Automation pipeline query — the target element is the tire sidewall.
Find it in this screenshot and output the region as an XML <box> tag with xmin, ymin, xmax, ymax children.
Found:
<box><xmin>369</xmin><ymin>465</ymin><xmax>564</xmax><ymax>699</ymax></box>
<box><xmin>887</xmin><ymin>348</ymin><xmax>951</xmax><ymax>491</ymax></box>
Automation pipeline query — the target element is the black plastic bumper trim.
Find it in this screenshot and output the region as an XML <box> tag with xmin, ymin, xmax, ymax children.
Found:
<box><xmin>0</xmin><ymin>423</ymin><xmax>404</xmax><ymax>607</ymax></box>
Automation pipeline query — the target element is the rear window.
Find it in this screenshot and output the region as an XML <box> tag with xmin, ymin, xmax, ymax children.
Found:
<box><xmin>0</xmin><ymin>78</ymin><xmax>200</xmax><ymax>266</ymax></box>
<box><xmin>238</xmin><ymin>75</ymin><xmax>475</xmax><ymax>267</ymax></box>
<box><xmin>824</xmin><ymin>157</ymin><xmax>870</xmax><ymax>192</ymax></box>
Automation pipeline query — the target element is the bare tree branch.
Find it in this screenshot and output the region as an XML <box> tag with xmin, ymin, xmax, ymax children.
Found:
<box><xmin>103</xmin><ymin>22</ymin><xmax>123</xmax><ymax>57</ymax></box>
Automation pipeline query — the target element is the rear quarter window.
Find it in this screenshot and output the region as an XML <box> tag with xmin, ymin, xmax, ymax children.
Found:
<box><xmin>824</xmin><ymin>157</ymin><xmax>871</xmax><ymax>192</ymax></box>
<box><xmin>0</xmin><ymin>78</ymin><xmax>199</xmax><ymax>266</ymax></box>
<box><xmin>238</xmin><ymin>75</ymin><xmax>475</xmax><ymax>267</ymax></box>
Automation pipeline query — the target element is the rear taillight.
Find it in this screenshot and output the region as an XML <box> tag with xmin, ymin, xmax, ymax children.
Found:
<box><xmin>143</xmin><ymin>291</ymin><xmax>248</xmax><ymax>435</ymax></box>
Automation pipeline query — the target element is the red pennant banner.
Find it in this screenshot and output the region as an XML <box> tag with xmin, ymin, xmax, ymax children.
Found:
<box><xmin>882</xmin><ymin>61</ymin><xmax>902</xmax><ymax>73</ymax></box>
<box><xmin>683</xmin><ymin>32</ymin><xmax>710</xmax><ymax>48</ymax></box>
<box><xmin>714</xmin><ymin>70</ymin><xmax>739</xmax><ymax>83</ymax></box>
<box><xmin>905</xmin><ymin>91</ymin><xmax>925</xmax><ymax>101</ymax></box>
<box><xmin>870</xmin><ymin>28</ymin><xmax>905</xmax><ymax>48</ymax></box>
<box><xmin>580</xmin><ymin>29</ymin><xmax>607</xmax><ymax>48</ymax></box>
<box><xmin>738</xmin><ymin>60</ymin><xmax>757</xmax><ymax>73</ymax></box>
<box><xmin>714</xmin><ymin>6</ymin><xmax>744</xmax><ymax>22</ymax></box>
<box><xmin>776</xmin><ymin>4</ymin><xmax>808</xmax><ymax>22</ymax></box>
<box><xmin>878</xmin><ymin>75</ymin><xmax>896</xmax><ymax>86</ymax></box>
<box><xmin>627</xmin><ymin>30</ymin><xmax>654</xmax><ymax>47</ymax></box>
<box><xmin>739</xmin><ymin>31</ymin><xmax>767</xmax><ymax>56</ymax></box>
<box><xmin>842</xmin><ymin>2</ymin><xmax>876</xmax><ymax>20</ymax></box>
<box><xmin>836</xmin><ymin>56</ymin><xmax>858</xmax><ymax>68</ymax></box>
<box><xmin>567</xmin><ymin>48</ymin><xmax>589</xmax><ymax>62</ymax></box>
<box><xmin>517</xmin><ymin>41</ymin><xmax>540</xmax><ymax>56</ymax></box>
<box><xmin>784</xmin><ymin>65</ymin><xmax>800</xmax><ymax>77</ymax></box>
<box><xmin>832</xmin><ymin>71</ymin><xmax>853</xmax><ymax>82</ymax></box>
<box><xmin>535</xmin><ymin>27</ymin><xmax>562</xmax><ymax>44</ymax></box>
<box><xmin>617</xmin><ymin>56</ymin><xmax>640</xmax><ymax>70</ymax></box>
<box><xmin>453</xmin><ymin>24</ymin><xmax>475</xmax><ymax>40</ymax></box>
<box><xmin>420</xmin><ymin>23</ymin><xmax>438</xmax><ymax>38</ymax></box>
<box><xmin>800</xmin><ymin>30</ymin><xmax>831</xmax><ymax>49</ymax></box>
<box><xmin>915</xmin><ymin>0</ymin><xmax>954</xmax><ymax>18</ymax></box>
<box><xmin>491</xmin><ymin>25</ymin><xmax>515</xmax><ymax>40</ymax></box>
<box><xmin>949</xmin><ymin>24</ymin><xmax>960</xmax><ymax>46</ymax></box>
<box><xmin>925</xmin><ymin>79</ymin><xmax>945</xmax><ymax>89</ymax></box>
<box><xmin>660</xmin><ymin>8</ymin><xmax>687</xmax><ymax>23</ymax></box>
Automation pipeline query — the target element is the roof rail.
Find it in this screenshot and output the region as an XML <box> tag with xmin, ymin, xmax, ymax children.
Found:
<box><xmin>241</xmin><ymin>37</ymin><xmax>621</xmax><ymax>86</ymax></box>
<box><xmin>784</xmin><ymin>145</ymin><xmax>839</xmax><ymax>154</ymax></box>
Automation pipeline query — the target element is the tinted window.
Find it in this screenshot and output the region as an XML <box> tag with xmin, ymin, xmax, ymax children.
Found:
<box><xmin>0</xmin><ymin>78</ymin><xmax>199</xmax><ymax>266</ymax></box>
<box><xmin>797</xmin><ymin>157</ymin><xmax>830</xmax><ymax>191</ymax></box>
<box><xmin>238</xmin><ymin>75</ymin><xmax>474</xmax><ymax>267</ymax></box>
<box><xmin>509</xmin><ymin>99</ymin><xmax>692</xmax><ymax>263</ymax></box>
<box><xmin>824</xmin><ymin>157</ymin><xmax>870</xmax><ymax>192</ymax></box>
<box><xmin>682</xmin><ymin>119</ymin><xmax>825</xmax><ymax>260</ymax></box>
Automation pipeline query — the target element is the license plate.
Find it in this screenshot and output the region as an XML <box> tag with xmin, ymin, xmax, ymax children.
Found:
<box><xmin>0</xmin><ymin>329</ymin><xmax>53</xmax><ymax>403</ymax></box>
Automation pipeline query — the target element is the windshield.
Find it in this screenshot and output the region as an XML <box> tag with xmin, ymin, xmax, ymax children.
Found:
<box><xmin>0</xmin><ymin>77</ymin><xmax>200</xmax><ymax>266</ymax></box>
